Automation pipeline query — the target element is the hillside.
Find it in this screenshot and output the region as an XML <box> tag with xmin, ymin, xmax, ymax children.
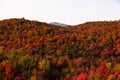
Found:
<box><xmin>0</xmin><ymin>18</ymin><xmax>120</xmax><ymax>80</ymax></box>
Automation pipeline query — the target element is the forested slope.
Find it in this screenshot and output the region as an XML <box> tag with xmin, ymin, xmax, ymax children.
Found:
<box><xmin>0</xmin><ymin>18</ymin><xmax>120</xmax><ymax>80</ymax></box>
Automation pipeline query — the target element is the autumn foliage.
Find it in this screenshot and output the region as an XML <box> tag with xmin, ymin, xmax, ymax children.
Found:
<box><xmin>0</xmin><ymin>18</ymin><xmax>120</xmax><ymax>80</ymax></box>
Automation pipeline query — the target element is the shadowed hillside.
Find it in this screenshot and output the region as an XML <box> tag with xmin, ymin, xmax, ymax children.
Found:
<box><xmin>0</xmin><ymin>18</ymin><xmax>120</xmax><ymax>80</ymax></box>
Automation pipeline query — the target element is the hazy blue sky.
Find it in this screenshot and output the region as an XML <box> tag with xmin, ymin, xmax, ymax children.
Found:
<box><xmin>0</xmin><ymin>0</ymin><xmax>120</xmax><ymax>25</ymax></box>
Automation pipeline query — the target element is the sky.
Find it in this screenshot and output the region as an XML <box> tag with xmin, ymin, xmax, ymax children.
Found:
<box><xmin>0</xmin><ymin>0</ymin><xmax>120</xmax><ymax>25</ymax></box>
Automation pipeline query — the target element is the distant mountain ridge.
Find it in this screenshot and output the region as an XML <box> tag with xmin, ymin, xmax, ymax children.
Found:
<box><xmin>49</xmin><ymin>22</ymin><xmax>68</xmax><ymax>27</ymax></box>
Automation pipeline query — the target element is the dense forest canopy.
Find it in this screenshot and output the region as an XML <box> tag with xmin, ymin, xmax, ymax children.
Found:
<box><xmin>0</xmin><ymin>18</ymin><xmax>120</xmax><ymax>80</ymax></box>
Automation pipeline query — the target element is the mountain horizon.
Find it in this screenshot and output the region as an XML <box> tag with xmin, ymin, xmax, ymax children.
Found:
<box><xmin>49</xmin><ymin>22</ymin><xmax>68</xmax><ymax>27</ymax></box>
<box><xmin>1</xmin><ymin>18</ymin><xmax>120</xmax><ymax>26</ymax></box>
